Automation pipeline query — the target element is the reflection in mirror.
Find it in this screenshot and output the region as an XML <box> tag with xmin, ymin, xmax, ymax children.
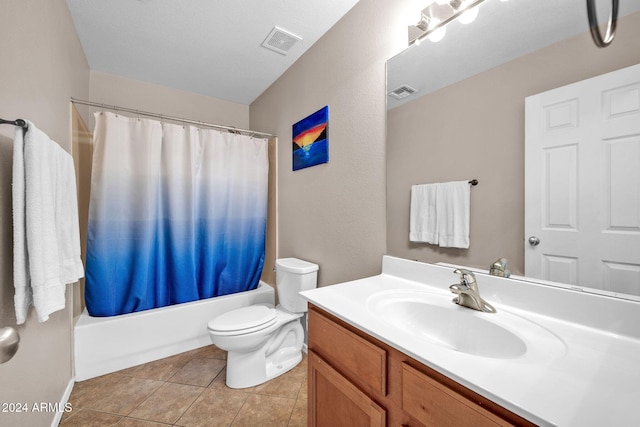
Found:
<box><xmin>386</xmin><ymin>0</ymin><xmax>640</xmax><ymax>300</ymax></box>
<box><xmin>406</xmin><ymin>0</ymin><xmax>487</xmax><ymax>46</ymax></box>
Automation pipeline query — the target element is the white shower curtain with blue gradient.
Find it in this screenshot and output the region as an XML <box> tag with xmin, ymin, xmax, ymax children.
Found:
<box><xmin>85</xmin><ymin>112</ymin><xmax>268</xmax><ymax>317</ymax></box>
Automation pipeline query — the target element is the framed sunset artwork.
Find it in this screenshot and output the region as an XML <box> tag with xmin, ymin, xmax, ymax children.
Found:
<box><xmin>292</xmin><ymin>106</ymin><xmax>329</xmax><ymax>171</ymax></box>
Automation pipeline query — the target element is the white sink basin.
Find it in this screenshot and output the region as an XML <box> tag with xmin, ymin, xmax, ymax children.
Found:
<box><xmin>367</xmin><ymin>290</ymin><xmax>566</xmax><ymax>361</ymax></box>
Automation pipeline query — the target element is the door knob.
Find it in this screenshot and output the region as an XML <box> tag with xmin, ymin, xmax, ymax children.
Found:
<box><xmin>528</xmin><ymin>236</ymin><xmax>540</xmax><ymax>246</ymax></box>
<box><xmin>0</xmin><ymin>327</ymin><xmax>20</xmax><ymax>364</ymax></box>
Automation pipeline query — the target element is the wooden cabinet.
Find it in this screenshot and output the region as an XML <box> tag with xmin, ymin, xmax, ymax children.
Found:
<box><xmin>401</xmin><ymin>363</ymin><xmax>510</xmax><ymax>427</ymax></box>
<box><xmin>308</xmin><ymin>304</ymin><xmax>387</xmax><ymax>395</ymax></box>
<box><xmin>307</xmin><ymin>305</ymin><xmax>536</xmax><ymax>427</ymax></box>
<box><xmin>309</xmin><ymin>351</ymin><xmax>386</xmax><ymax>427</ymax></box>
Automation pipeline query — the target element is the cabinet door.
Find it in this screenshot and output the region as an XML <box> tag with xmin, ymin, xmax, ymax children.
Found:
<box><xmin>402</xmin><ymin>363</ymin><xmax>512</xmax><ymax>427</ymax></box>
<box><xmin>309</xmin><ymin>351</ymin><xmax>386</xmax><ymax>427</ymax></box>
<box><xmin>308</xmin><ymin>307</ymin><xmax>387</xmax><ymax>395</ymax></box>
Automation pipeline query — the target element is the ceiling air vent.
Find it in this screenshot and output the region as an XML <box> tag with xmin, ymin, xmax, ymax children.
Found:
<box><xmin>388</xmin><ymin>85</ymin><xmax>417</xmax><ymax>100</ymax></box>
<box><xmin>261</xmin><ymin>27</ymin><xmax>302</xmax><ymax>55</ymax></box>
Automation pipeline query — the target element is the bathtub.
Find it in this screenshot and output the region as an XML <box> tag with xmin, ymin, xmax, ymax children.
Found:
<box><xmin>74</xmin><ymin>281</ymin><xmax>274</xmax><ymax>381</ymax></box>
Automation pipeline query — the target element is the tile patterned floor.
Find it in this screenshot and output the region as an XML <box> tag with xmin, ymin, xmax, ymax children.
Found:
<box><xmin>61</xmin><ymin>345</ymin><xmax>307</xmax><ymax>427</ymax></box>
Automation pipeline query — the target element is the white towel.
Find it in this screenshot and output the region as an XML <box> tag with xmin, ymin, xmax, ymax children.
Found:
<box><xmin>437</xmin><ymin>181</ymin><xmax>470</xmax><ymax>248</ymax></box>
<box><xmin>12</xmin><ymin>126</ymin><xmax>31</xmax><ymax>324</ymax></box>
<box><xmin>410</xmin><ymin>184</ymin><xmax>439</xmax><ymax>244</ymax></box>
<box><xmin>13</xmin><ymin>121</ymin><xmax>84</xmax><ymax>324</ymax></box>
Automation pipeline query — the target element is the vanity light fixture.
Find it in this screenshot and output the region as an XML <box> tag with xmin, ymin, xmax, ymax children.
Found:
<box><xmin>415</xmin><ymin>13</ymin><xmax>432</xmax><ymax>31</ymax></box>
<box><xmin>409</xmin><ymin>0</ymin><xmax>486</xmax><ymax>45</ymax></box>
<box><xmin>416</xmin><ymin>13</ymin><xmax>447</xmax><ymax>42</ymax></box>
<box><xmin>458</xmin><ymin>5</ymin><xmax>480</xmax><ymax>24</ymax></box>
<box><xmin>427</xmin><ymin>18</ymin><xmax>447</xmax><ymax>42</ymax></box>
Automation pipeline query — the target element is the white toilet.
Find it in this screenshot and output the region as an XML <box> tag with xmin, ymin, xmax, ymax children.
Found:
<box><xmin>207</xmin><ymin>258</ymin><xmax>318</xmax><ymax>389</ymax></box>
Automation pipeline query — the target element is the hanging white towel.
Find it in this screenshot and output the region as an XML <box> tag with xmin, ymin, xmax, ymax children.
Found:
<box><xmin>12</xmin><ymin>126</ymin><xmax>31</xmax><ymax>324</ymax></box>
<box><xmin>12</xmin><ymin>121</ymin><xmax>84</xmax><ymax>324</ymax></box>
<box><xmin>437</xmin><ymin>181</ymin><xmax>471</xmax><ymax>248</ymax></box>
<box><xmin>409</xmin><ymin>183</ymin><xmax>439</xmax><ymax>244</ymax></box>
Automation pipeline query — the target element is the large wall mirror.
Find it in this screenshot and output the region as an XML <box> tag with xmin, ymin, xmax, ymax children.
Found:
<box><xmin>386</xmin><ymin>0</ymin><xmax>640</xmax><ymax>300</ymax></box>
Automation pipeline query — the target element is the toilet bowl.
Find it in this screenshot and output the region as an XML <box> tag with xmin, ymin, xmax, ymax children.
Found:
<box><xmin>207</xmin><ymin>258</ymin><xmax>318</xmax><ymax>389</ymax></box>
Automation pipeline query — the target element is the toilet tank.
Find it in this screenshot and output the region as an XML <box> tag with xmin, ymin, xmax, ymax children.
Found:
<box><xmin>275</xmin><ymin>258</ymin><xmax>319</xmax><ymax>313</ymax></box>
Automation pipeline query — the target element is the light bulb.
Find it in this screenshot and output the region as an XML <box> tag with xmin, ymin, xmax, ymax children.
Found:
<box><xmin>427</xmin><ymin>19</ymin><xmax>446</xmax><ymax>42</ymax></box>
<box><xmin>458</xmin><ymin>6</ymin><xmax>479</xmax><ymax>24</ymax></box>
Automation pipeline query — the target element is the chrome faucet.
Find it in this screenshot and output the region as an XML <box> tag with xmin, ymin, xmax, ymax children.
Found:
<box><xmin>449</xmin><ymin>269</ymin><xmax>496</xmax><ymax>313</ymax></box>
<box><xmin>489</xmin><ymin>258</ymin><xmax>511</xmax><ymax>278</ymax></box>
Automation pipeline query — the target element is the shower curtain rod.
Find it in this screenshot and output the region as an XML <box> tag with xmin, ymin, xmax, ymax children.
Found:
<box><xmin>70</xmin><ymin>98</ymin><xmax>275</xmax><ymax>138</ymax></box>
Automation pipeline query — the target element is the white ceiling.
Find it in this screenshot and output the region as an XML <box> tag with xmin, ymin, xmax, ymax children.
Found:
<box><xmin>66</xmin><ymin>0</ymin><xmax>361</xmax><ymax>105</ymax></box>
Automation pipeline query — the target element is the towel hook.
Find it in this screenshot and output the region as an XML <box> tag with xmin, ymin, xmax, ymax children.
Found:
<box><xmin>587</xmin><ymin>0</ymin><xmax>618</xmax><ymax>48</ymax></box>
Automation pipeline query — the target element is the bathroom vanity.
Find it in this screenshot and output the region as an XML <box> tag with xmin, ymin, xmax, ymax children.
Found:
<box><xmin>301</xmin><ymin>256</ymin><xmax>640</xmax><ymax>426</ymax></box>
<box><xmin>307</xmin><ymin>305</ymin><xmax>533</xmax><ymax>426</ymax></box>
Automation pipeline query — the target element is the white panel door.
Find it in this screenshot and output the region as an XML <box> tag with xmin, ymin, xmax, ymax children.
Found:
<box><xmin>525</xmin><ymin>64</ymin><xmax>640</xmax><ymax>296</ymax></box>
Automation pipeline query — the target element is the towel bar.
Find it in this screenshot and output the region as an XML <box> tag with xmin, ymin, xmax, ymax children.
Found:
<box><xmin>414</xmin><ymin>179</ymin><xmax>478</xmax><ymax>186</ymax></box>
<box><xmin>0</xmin><ymin>118</ymin><xmax>28</xmax><ymax>129</ymax></box>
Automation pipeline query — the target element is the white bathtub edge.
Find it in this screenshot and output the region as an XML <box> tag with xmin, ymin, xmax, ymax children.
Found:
<box><xmin>74</xmin><ymin>282</ymin><xmax>275</xmax><ymax>381</ymax></box>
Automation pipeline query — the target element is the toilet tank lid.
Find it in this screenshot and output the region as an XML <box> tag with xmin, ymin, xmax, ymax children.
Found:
<box><xmin>276</xmin><ymin>258</ymin><xmax>319</xmax><ymax>274</ymax></box>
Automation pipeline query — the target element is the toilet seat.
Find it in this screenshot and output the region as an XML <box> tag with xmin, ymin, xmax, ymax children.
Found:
<box><xmin>208</xmin><ymin>305</ymin><xmax>277</xmax><ymax>336</ymax></box>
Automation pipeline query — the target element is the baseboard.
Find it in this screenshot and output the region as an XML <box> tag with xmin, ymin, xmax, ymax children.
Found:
<box><xmin>51</xmin><ymin>378</ymin><xmax>75</xmax><ymax>427</ymax></box>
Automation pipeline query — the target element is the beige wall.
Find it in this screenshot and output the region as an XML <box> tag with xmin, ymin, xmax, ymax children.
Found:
<box><xmin>88</xmin><ymin>71</ymin><xmax>250</xmax><ymax>130</ymax></box>
<box><xmin>0</xmin><ymin>1</ymin><xmax>89</xmax><ymax>426</ymax></box>
<box><xmin>250</xmin><ymin>0</ymin><xmax>410</xmax><ymax>287</ymax></box>
<box><xmin>387</xmin><ymin>12</ymin><xmax>640</xmax><ymax>276</ymax></box>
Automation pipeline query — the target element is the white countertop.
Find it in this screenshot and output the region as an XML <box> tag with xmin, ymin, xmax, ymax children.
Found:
<box><xmin>301</xmin><ymin>256</ymin><xmax>640</xmax><ymax>427</ymax></box>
